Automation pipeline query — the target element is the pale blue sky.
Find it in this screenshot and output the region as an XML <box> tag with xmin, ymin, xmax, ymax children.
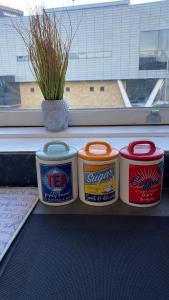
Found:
<box><xmin>0</xmin><ymin>0</ymin><xmax>164</xmax><ymax>14</ymax></box>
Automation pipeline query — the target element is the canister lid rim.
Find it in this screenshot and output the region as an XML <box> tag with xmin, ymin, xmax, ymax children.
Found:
<box><xmin>36</xmin><ymin>145</ymin><xmax>77</xmax><ymax>161</ymax></box>
<box><xmin>120</xmin><ymin>146</ymin><xmax>164</xmax><ymax>161</ymax></box>
<box><xmin>78</xmin><ymin>148</ymin><xmax>119</xmax><ymax>161</ymax></box>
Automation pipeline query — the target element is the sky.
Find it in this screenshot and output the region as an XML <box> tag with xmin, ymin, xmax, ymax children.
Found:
<box><xmin>0</xmin><ymin>0</ymin><xmax>164</xmax><ymax>14</ymax></box>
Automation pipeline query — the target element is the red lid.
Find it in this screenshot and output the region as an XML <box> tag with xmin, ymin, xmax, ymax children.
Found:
<box><xmin>120</xmin><ymin>140</ymin><xmax>164</xmax><ymax>161</ymax></box>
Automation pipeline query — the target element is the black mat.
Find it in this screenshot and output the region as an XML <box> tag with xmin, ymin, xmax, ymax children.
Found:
<box><xmin>1</xmin><ymin>215</ymin><xmax>169</xmax><ymax>300</ymax></box>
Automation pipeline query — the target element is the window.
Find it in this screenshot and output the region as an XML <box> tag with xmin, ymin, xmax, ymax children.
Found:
<box><xmin>126</xmin><ymin>80</ymin><xmax>157</xmax><ymax>107</ymax></box>
<box><xmin>73</xmin><ymin>51</ymin><xmax>112</xmax><ymax>60</ymax></box>
<box><xmin>17</xmin><ymin>55</ymin><xmax>29</xmax><ymax>62</ymax></box>
<box><xmin>69</xmin><ymin>53</ymin><xmax>79</xmax><ymax>59</ymax></box>
<box><xmin>0</xmin><ymin>76</ymin><xmax>21</xmax><ymax>107</ymax></box>
<box><xmin>78</xmin><ymin>52</ymin><xmax>86</xmax><ymax>59</ymax></box>
<box><xmin>139</xmin><ymin>30</ymin><xmax>169</xmax><ymax>70</ymax></box>
<box><xmin>90</xmin><ymin>87</ymin><xmax>94</xmax><ymax>92</ymax></box>
<box><xmin>0</xmin><ymin>1</ymin><xmax>169</xmax><ymax>126</ymax></box>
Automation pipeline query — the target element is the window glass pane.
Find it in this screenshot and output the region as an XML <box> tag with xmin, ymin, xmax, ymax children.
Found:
<box><xmin>126</xmin><ymin>79</ymin><xmax>157</xmax><ymax>107</ymax></box>
<box><xmin>89</xmin><ymin>86</ymin><xmax>94</xmax><ymax>92</ymax></box>
<box><xmin>65</xmin><ymin>87</ymin><xmax>70</xmax><ymax>92</ymax></box>
<box><xmin>79</xmin><ymin>52</ymin><xmax>86</xmax><ymax>59</ymax></box>
<box><xmin>86</xmin><ymin>52</ymin><xmax>95</xmax><ymax>58</ymax></box>
<box><xmin>0</xmin><ymin>1</ymin><xmax>169</xmax><ymax>113</ymax></box>
<box><xmin>95</xmin><ymin>52</ymin><xmax>104</xmax><ymax>58</ymax></box>
<box><xmin>140</xmin><ymin>31</ymin><xmax>158</xmax><ymax>52</ymax></box>
<box><xmin>69</xmin><ymin>53</ymin><xmax>79</xmax><ymax>59</ymax></box>
<box><xmin>159</xmin><ymin>30</ymin><xmax>169</xmax><ymax>52</ymax></box>
<box><xmin>139</xmin><ymin>30</ymin><xmax>169</xmax><ymax>71</ymax></box>
<box><xmin>0</xmin><ymin>76</ymin><xmax>21</xmax><ymax>107</ymax></box>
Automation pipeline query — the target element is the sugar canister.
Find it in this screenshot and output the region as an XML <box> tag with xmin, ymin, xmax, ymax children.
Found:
<box><xmin>78</xmin><ymin>141</ymin><xmax>119</xmax><ymax>206</ymax></box>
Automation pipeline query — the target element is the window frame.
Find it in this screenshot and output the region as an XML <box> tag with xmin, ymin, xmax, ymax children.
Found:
<box><xmin>0</xmin><ymin>108</ymin><xmax>169</xmax><ymax>127</ymax></box>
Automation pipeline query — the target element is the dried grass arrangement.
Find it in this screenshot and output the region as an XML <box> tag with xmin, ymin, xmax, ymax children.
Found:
<box><xmin>14</xmin><ymin>7</ymin><xmax>74</xmax><ymax>100</ymax></box>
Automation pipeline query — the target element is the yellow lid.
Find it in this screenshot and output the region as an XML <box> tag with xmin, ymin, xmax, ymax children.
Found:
<box><xmin>78</xmin><ymin>141</ymin><xmax>119</xmax><ymax>161</ymax></box>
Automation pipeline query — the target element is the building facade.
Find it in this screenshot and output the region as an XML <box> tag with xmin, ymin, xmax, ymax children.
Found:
<box><xmin>0</xmin><ymin>0</ymin><xmax>168</xmax><ymax>108</ymax></box>
<box><xmin>0</xmin><ymin>5</ymin><xmax>23</xmax><ymax>17</ymax></box>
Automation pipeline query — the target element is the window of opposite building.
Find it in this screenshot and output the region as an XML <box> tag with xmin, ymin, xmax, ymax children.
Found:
<box><xmin>139</xmin><ymin>30</ymin><xmax>169</xmax><ymax>70</ymax></box>
<box><xmin>65</xmin><ymin>87</ymin><xmax>70</xmax><ymax>92</ymax></box>
<box><xmin>90</xmin><ymin>87</ymin><xmax>94</xmax><ymax>92</ymax></box>
<box><xmin>17</xmin><ymin>55</ymin><xmax>29</xmax><ymax>62</ymax></box>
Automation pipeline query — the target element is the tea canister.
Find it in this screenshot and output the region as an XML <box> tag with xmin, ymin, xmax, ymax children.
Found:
<box><xmin>36</xmin><ymin>141</ymin><xmax>78</xmax><ymax>206</ymax></box>
<box><xmin>120</xmin><ymin>140</ymin><xmax>164</xmax><ymax>207</ymax></box>
<box><xmin>78</xmin><ymin>141</ymin><xmax>119</xmax><ymax>206</ymax></box>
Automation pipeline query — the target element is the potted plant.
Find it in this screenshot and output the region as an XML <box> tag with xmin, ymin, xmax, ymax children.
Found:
<box><xmin>14</xmin><ymin>7</ymin><xmax>73</xmax><ymax>132</ymax></box>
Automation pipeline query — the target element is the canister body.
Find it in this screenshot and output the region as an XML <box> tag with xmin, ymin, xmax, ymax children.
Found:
<box><xmin>36</xmin><ymin>156</ymin><xmax>78</xmax><ymax>206</ymax></box>
<box><xmin>78</xmin><ymin>157</ymin><xmax>119</xmax><ymax>206</ymax></box>
<box><xmin>120</xmin><ymin>154</ymin><xmax>164</xmax><ymax>207</ymax></box>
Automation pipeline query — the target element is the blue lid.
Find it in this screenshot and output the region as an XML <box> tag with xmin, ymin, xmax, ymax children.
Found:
<box><xmin>36</xmin><ymin>141</ymin><xmax>77</xmax><ymax>161</ymax></box>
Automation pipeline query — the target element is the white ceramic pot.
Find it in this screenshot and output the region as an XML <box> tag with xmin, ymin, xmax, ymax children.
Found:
<box><xmin>41</xmin><ymin>99</ymin><xmax>69</xmax><ymax>132</ymax></box>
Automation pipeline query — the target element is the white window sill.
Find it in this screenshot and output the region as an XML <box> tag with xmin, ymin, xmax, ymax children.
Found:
<box><xmin>0</xmin><ymin>125</ymin><xmax>169</xmax><ymax>152</ymax></box>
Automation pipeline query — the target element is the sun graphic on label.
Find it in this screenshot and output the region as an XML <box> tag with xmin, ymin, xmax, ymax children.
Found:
<box><xmin>131</xmin><ymin>167</ymin><xmax>160</xmax><ymax>191</ymax></box>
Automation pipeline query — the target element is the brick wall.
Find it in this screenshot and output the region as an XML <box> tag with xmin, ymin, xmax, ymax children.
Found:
<box><xmin>19</xmin><ymin>80</ymin><xmax>124</xmax><ymax>109</ymax></box>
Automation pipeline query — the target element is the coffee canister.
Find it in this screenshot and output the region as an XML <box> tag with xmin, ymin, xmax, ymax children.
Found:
<box><xmin>78</xmin><ymin>141</ymin><xmax>119</xmax><ymax>206</ymax></box>
<box><xmin>120</xmin><ymin>140</ymin><xmax>164</xmax><ymax>207</ymax></box>
<box><xmin>36</xmin><ymin>141</ymin><xmax>78</xmax><ymax>206</ymax></box>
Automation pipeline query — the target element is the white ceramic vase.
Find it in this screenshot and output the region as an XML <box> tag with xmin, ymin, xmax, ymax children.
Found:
<box><xmin>41</xmin><ymin>99</ymin><xmax>69</xmax><ymax>132</ymax></box>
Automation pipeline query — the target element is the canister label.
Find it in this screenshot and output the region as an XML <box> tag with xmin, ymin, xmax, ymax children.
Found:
<box><xmin>83</xmin><ymin>163</ymin><xmax>116</xmax><ymax>202</ymax></box>
<box><xmin>129</xmin><ymin>162</ymin><xmax>163</xmax><ymax>204</ymax></box>
<box><xmin>40</xmin><ymin>163</ymin><xmax>73</xmax><ymax>203</ymax></box>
